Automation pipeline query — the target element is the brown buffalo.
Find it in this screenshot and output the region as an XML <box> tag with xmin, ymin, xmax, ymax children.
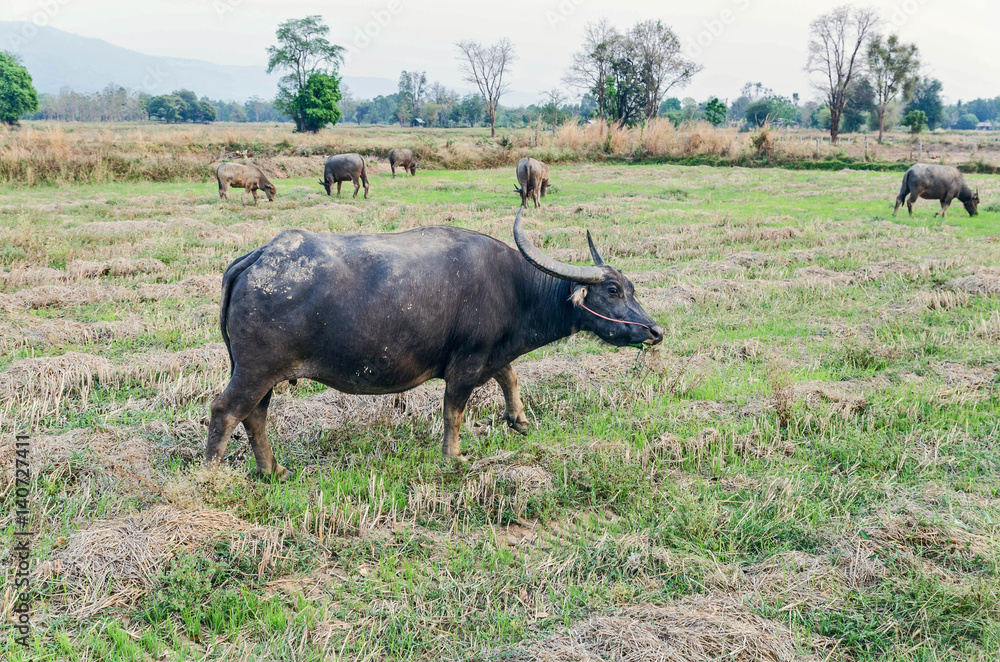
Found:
<box><xmin>216</xmin><ymin>163</ymin><xmax>276</xmax><ymax>204</ymax></box>
<box><xmin>389</xmin><ymin>148</ymin><xmax>417</xmax><ymax>177</ymax></box>
<box><xmin>514</xmin><ymin>157</ymin><xmax>550</xmax><ymax>208</ymax></box>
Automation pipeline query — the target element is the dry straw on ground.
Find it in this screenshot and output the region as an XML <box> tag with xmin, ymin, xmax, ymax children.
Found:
<box><xmin>34</xmin><ymin>503</ymin><xmax>283</xmax><ymax>617</ymax></box>
<box><xmin>510</xmin><ymin>594</ymin><xmax>832</xmax><ymax>662</ymax></box>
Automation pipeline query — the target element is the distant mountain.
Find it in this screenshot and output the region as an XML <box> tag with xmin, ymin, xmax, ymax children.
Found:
<box><xmin>0</xmin><ymin>22</ymin><xmax>397</xmax><ymax>103</ymax></box>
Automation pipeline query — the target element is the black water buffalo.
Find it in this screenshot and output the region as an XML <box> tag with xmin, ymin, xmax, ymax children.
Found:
<box><xmin>515</xmin><ymin>157</ymin><xmax>550</xmax><ymax>208</ymax></box>
<box><xmin>389</xmin><ymin>148</ymin><xmax>417</xmax><ymax>177</ymax></box>
<box><xmin>321</xmin><ymin>153</ymin><xmax>370</xmax><ymax>199</ymax></box>
<box><xmin>216</xmin><ymin>163</ymin><xmax>276</xmax><ymax>204</ymax></box>
<box><xmin>205</xmin><ymin>210</ymin><xmax>663</xmax><ymax>479</ymax></box>
<box><xmin>893</xmin><ymin>163</ymin><xmax>979</xmax><ymax>218</ymax></box>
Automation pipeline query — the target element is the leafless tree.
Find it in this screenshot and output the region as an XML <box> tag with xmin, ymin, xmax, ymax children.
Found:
<box><xmin>562</xmin><ymin>19</ymin><xmax>620</xmax><ymax>120</ymax></box>
<box><xmin>806</xmin><ymin>5</ymin><xmax>879</xmax><ymax>144</ymax></box>
<box><xmin>455</xmin><ymin>38</ymin><xmax>515</xmax><ymax>137</ymax></box>
<box><xmin>628</xmin><ymin>19</ymin><xmax>702</xmax><ymax>120</ymax></box>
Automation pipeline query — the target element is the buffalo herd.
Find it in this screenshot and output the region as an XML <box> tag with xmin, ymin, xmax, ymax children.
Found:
<box><xmin>207</xmin><ymin>150</ymin><xmax>985</xmax><ymax>477</ymax></box>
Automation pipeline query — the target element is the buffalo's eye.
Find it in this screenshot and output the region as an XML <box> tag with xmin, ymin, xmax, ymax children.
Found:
<box><xmin>608</xmin><ymin>286</ymin><xmax>619</xmax><ymax>297</ymax></box>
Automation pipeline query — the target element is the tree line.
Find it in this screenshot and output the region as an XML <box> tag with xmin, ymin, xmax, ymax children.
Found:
<box><xmin>1</xmin><ymin>9</ymin><xmax>997</xmax><ymax>140</ymax></box>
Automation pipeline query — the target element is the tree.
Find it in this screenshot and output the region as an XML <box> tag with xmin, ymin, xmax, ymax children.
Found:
<box><xmin>284</xmin><ymin>72</ymin><xmax>342</xmax><ymax>133</ymax></box>
<box><xmin>0</xmin><ymin>51</ymin><xmax>38</xmax><ymax>124</ymax></box>
<box><xmin>842</xmin><ymin>76</ymin><xmax>875</xmax><ymax>133</ymax></box>
<box><xmin>866</xmin><ymin>33</ymin><xmax>919</xmax><ymax>142</ymax></box>
<box><xmin>397</xmin><ymin>70</ymin><xmax>427</xmax><ymax>126</ymax></box>
<box><xmin>267</xmin><ymin>16</ymin><xmax>345</xmax><ymax>132</ymax></box>
<box><xmin>147</xmin><ymin>94</ymin><xmax>184</xmax><ymax>122</ymax></box>
<box><xmin>806</xmin><ymin>5</ymin><xmax>879</xmax><ymax>143</ymax></box>
<box><xmin>956</xmin><ymin>113</ymin><xmax>979</xmax><ymax>130</ymax></box>
<box><xmin>563</xmin><ymin>19</ymin><xmax>620</xmax><ymax>121</ymax></box>
<box><xmin>704</xmin><ymin>97</ymin><xmax>726</xmax><ymax>126</ymax></box>
<box><xmin>744</xmin><ymin>96</ymin><xmax>798</xmax><ymax>127</ymax></box>
<box><xmin>625</xmin><ymin>20</ymin><xmax>701</xmax><ymax>120</ymax></box>
<box><xmin>903</xmin><ymin>109</ymin><xmax>927</xmax><ymax>134</ymax></box>
<box><xmin>905</xmin><ymin>77</ymin><xmax>944</xmax><ymax>129</ymax></box>
<box><xmin>541</xmin><ymin>89</ymin><xmax>567</xmax><ymax>134</ymax></box>
<box><xmin>455</xmin><ymin>38</ymin><xmax>515</xmax><ymax>137</ymax></box>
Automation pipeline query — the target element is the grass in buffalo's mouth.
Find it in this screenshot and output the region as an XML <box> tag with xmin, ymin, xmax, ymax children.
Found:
<box><xmin>1</xmin><ymin>156</ymin><xmax>999</xmax><ymax>661</ymax></box>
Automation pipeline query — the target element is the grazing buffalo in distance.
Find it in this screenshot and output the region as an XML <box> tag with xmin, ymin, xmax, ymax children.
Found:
<box><xmin>389</xmin><ymin>148</ymin><xmax>417</xmax><ymax>177</ymax></box>
<box><xmin>321</xmin><ymin>153</ymin><xmax>370</xmax><ymax>199</ymax></box>
<box><xmin>515</xmin><ymin>157</ymin><xmax>550</xmax><ymax>208</ymax></box>
<box><xmin>205</xmin><ymin>209</ymin><xmax>663</xmax><ymax>479</ymax></box>
<box><xmin>216</xmin><ymin>163</ymin><xmax>276</xmax><ymax>204</ymax></box>
<box><xmin>893</xmin><ymin>164</ymin><xmax>979</xmax><ymax>218</ymax></box>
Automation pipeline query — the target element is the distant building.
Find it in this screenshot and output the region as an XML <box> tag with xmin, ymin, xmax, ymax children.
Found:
<box><xmin>976</xmin><ymin>121</ymin><xmax>994</xmax><ymax>131</ymax></box>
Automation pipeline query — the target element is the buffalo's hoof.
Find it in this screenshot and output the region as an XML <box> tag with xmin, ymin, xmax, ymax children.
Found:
<box><xmin>504</xmin><ymin>413</ymin><xmax>530</xmax><ymax>435</ymax></box>
<box><xmin>253</xmin><ymin>466</ymin><xmax>295</xmax><ymax>482</ymax></box>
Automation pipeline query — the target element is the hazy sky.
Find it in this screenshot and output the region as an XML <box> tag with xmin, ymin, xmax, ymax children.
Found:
<box><xmin>2</xmin><ymin>0</ymin><xmax>996</xmax><ymax>104</ymax></box>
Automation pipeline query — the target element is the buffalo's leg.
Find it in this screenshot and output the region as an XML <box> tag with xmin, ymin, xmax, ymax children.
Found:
<box><xmin>219</xmin><ymin>184</ymin><xmax>228</xmax><ymax>202</ymax></box>
<box><xmin>336</xmin><ymin>181</ymin><xmax>343</xmax><ymax>197</ymax></box>
<box><xmin>352</xmin><ymin>176</ymin><xmax>361</xmax><ymax>199</ymax></box>
<box><xmin>205</xmin><ymin>373</ymin><xmax>273</xmax><ymax>468</ymax></box>
<box><xmin>907</xmin><ymin>191</ymin><xmax>919</xmax><ymax>217</ymax></box>
<box><xmin>251</xmin><ymin>188</ymin><xmax>259</xmax><ymax>205</ymax></box>
<box><xmin>520</xmin><ymin>189</ymin><xmax>527</xmax><ymax>208</ymax></box>
<box><xmin>242</xmin><ymin>389</ymin><xmax>290</xmax><ymax>480</ymax></box>
<box><xmin>409</xmin><ymin>165</ymin><xmax>416</xmax><ymax>176</ymax></box>
<box><xmin>442</xmin><ymin>382</ymin><xmax>474</xmax><ymax>458</ymax></box>
<box><xmin>533</xmin><ymin>189</ymin><xmax>541</xmax><ymax>208</ymax></box>
<box><xmin>935</xmin><ymin>198</ymin><xmax>952</xmax><ymax>218</ymax></box>
<box><xmin>892</xmin><ymin>196</ymin><xmax>902</xmax><ymax>216</ymax></box>
<box><xmin>391</xmin><ymin>164</ymin><xmax>396</xmax><ymax>178</ymax></box>
<box><xmin>494</xmin><ymin>364</ymin><xmax>529</xmax><ymax>433</ymax></box>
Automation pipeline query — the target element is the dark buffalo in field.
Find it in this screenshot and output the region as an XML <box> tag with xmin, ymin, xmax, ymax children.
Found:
<box><xmin>205</xmin><ymin>210</ymin><xmax>663</xmax><ymax>479</ymax></box>
<box><xmin>515</xmin><ymin>157</ymin><xmax>550</xmax><ymax>208</ymax></box>
<box><xmin>321</xmin><ymin>153</ymin><xmax>370</xmax><ymax>199</ymax></box>
<box><xmin>893</xmin><ymin>164</ymin><xmax>979</xmax><ymax>217</ymax></box>
<box><xmin>216</xmin><ymin>163</ymin><xmax>276</xmax><ymax>204</ymax></box>
<box><xmin>389</xmin><ymin>148</ymin><xmax>417</xmax><ymax>177</ymax></box>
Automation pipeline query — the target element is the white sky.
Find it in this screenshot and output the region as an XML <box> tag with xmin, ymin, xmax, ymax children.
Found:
<box><xmin>2</xmin><ymin>0</ymin><xmax>996</xmax><ymax>104</ymax></box>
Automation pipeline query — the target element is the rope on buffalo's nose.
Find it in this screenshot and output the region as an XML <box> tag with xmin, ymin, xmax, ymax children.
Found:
<box><xmin>567</xmin><ymin>281</ymin><xmax>656</xmax><ymax>335</ymax></box>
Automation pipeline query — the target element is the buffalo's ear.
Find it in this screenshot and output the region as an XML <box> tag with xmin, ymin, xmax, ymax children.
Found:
<box><xmin>586</xmin><ymin>230</ymin><xmax>605</xmax><ymax>266</ymax></box>
<box><xmin>570</xmin><ymin>286</ymin><xmax>588</xmax><ymax>306</ymax></box>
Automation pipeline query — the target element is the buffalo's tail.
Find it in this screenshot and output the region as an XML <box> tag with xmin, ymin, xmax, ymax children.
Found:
<box><xmin>219</xmin><ymin>247</ymin><xmax>264</xmax><ymax>373</ymax></box>
<box><xmin>897</xmin><ymin>170</ymin><xmax>911</xmax><ymax>202</ymax></box>
<box><xmin>361</xmin><ymin>157</ymin><xmax>370</xmax><ymax>187</ymax></box>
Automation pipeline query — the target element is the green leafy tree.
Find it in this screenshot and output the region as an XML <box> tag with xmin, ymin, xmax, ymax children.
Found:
<box><xmin>955</xmin><ymin>113</ymin><xmax>979</xmax><ymax>130</ymax></box>
<box><xmin>842</xmin><ymin>76</ymin><xmax>875</xmax><ymax>133</ymax></box>
<box><xmin>744</xmin><ymin>96</ymin><xmax>798</xmax><ymax>127</ymax></box>
<box><xmin>0</xmin><ymin>51</ymin><xmax>39</xmax><ymax>124</ymax></box>
<box><xmin>903</xmin><ymin>109</ymin><xmax>927</xmax><ymax>134</ymax></box>
<box><xmin>267</xmin><ymin>16</ymin><xmax>345</xmax><ymax>132</ymax></box>
<box><xmin>147</xmin><ymin>94</ymin><xmax>184</xmax><ymax>122</ymax></box>
<box><xmin>905</xmin><ymin>77</ymin><xmax>944</xmax><ymax>129</ymax></box>
<box><xmin>867</xmin><ymin>33</ymin><xmax>919</xmax><ymax>142</ymax></box>
<box><xmin>286</xmin><ymin>72</ymin><xmax>342</xmax><ymax>133</ymax></box>
<box><xmin>704</xmin><ymin>97</ymin><xmax>726</xmax><ymax>126</ymax></box>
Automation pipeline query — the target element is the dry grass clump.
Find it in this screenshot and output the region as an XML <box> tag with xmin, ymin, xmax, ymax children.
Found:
<box><xmin>917</xmin><ymin>289</ymin><xmax>970</xmax><ymax>310</ymax></box>
<box><xmin>0</xmin><ymin>426</ymin><xmax>154</xmax><ymax>490</ymax></box>
<box><xmin>944</xmin><ymin>268</ymin><xmax>1000</xmax><ymax>296</ymax></box>
<box><xmin>37</xmin><ymin>504</ymin><xmax>283</xmax><ymax>616</ymax></box>
<box><xmin>70</xmin><ymin>220</ymin><xmax>168</xmax><ymax>235</ymax></box>
<box><xmin>409</xmin><ymin>451</ymin><xmax>554</xmax><ymax>522</ymax></box>
<box><xmin>1</xmin><ymin>351</ymin><xmax>113</xmax><ymax>419</ymax></box>
<box><xmin>791</xmin><ymin>381</ymin><xmax>869</xmax><ymax>418</ymax></box>
<box><xmin>509</xmin><ymin>593</ymin><xmax>831</xmax><ymax>662</ymax></box>
<box><xmin>1</xmin><ymin>266</ymin><xmax>65</xmax><ymax>288</ymax></box>
<box><xmin>1</xmin><ymin>317</ymin><xmax>144</xmax><ymax>352</ymax></box>
<box><xmin>68</xmin><ymin>257</ymin><xmax>166</xmax><ymax>279</ymax></box>
<box><xmin>0</xmin><ymin>284</ymin><xmax>133</xmax><ymax>311</ymax></box>
<box><xmin>162</xmin><ymin>464</ymin><xmax>250</xmax><ymax>510</ymax></box>
<box><xmin>137</xmin><ymin>274</ymin><xmax>220</xmax><ymax>301</ymax></box>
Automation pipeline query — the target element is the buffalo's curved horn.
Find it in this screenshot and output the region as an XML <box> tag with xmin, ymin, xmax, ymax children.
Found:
<box><xmin>513</xmin><ymin>209</ymin><xmax>604</xmax><ymax>284</ymax></box>
<box><xmin>586</xmin><ymin>230</ymin><xmax>605</xmax><ymax>266</ymax></box>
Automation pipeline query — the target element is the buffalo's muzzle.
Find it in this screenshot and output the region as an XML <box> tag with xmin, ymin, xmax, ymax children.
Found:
<box><xmin>645</xmin><ymin>325</ymin><xmax>664</xmax><ymax>345</ymax></box>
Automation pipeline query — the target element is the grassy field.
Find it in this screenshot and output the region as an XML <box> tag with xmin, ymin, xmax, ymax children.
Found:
<box><xmin>1</xmin><ymin>161</ymin><xmax>1000</xmax><ymax>660</ymax></box>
